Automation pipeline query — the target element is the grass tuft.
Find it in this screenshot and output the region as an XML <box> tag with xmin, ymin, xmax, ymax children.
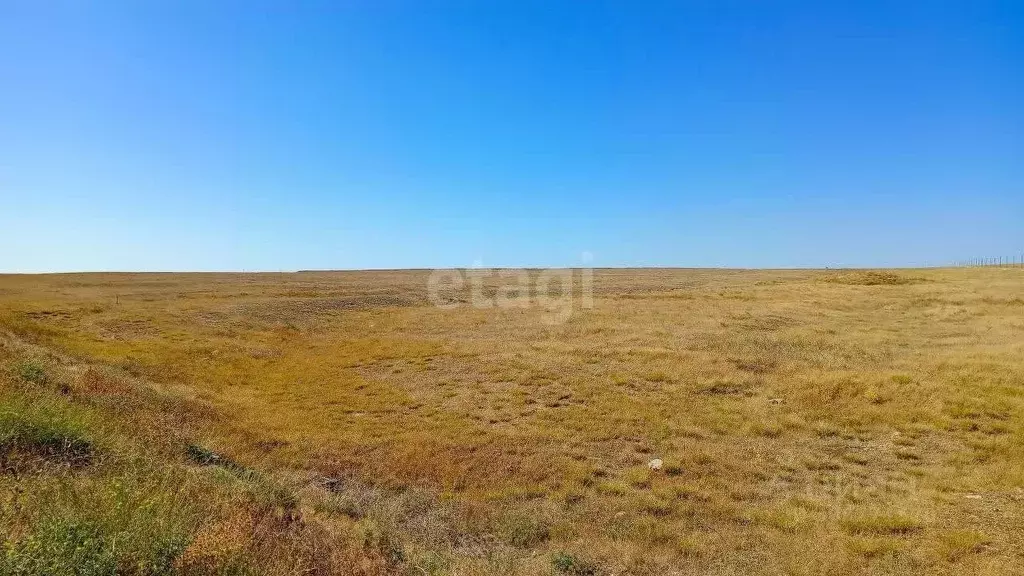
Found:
<box><xmin>496</xmin><ymin>510</ymin><xmax>551</xmax><ymax>547</ymax></box>
<box><xmin>935</xmin><ymin>529</ymin><xmax>989</xmax><ymax>562</ymax></box>
<box><xmin>841</xmin><ymin>513</ymin><xmax>923</xmax><ymax>536</ymax></box>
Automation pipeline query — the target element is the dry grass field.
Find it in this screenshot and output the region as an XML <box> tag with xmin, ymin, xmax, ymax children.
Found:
<box><xmin>1</xmin><ymin>267</ymin><xmax>1022</xmax><ymax>575</ymax></box>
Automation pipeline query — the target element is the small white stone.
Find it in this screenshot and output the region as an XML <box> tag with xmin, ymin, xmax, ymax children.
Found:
<box><xmin>648</xmin><ymin>458</ymin><xmax>663</xmax><ymax>471</ymax></box>
<box><xmin>964</xmin><ymin>493</ymin><xmax>983</xmax><ymax>500</ymax></box>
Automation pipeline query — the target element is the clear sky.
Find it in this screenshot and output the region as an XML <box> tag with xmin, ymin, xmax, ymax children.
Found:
<box><xmin>1</xmin><ymin>1</ymin><xmax>1021</xmax><ymax>272</ymax></box>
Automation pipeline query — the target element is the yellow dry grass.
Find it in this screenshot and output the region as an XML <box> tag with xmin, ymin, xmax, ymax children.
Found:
<box><xmin>1</xmin><ymin>267</ymin><xmax>1022</xmax><ymax>574</ymax></box>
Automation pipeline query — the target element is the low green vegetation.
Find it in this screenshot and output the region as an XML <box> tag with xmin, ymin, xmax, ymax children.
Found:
<box><xmin>0</xmin><ymin>396</ymin><xmax>95</xmax><ymax>472</ymax></box>
<box><xmin>0</xmin><ymin>350</ymin><xmax>389</xmax><ymax>574</ymax></box>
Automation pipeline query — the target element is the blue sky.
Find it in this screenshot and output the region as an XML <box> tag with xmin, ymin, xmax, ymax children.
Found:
<box><xmin>1</xmin><ymin>1</ymin><xmax>1021</xmax><ymax>272</ymax></box>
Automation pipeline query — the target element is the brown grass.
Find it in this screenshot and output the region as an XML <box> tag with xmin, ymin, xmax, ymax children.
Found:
<box><xmin>0</xmin><ymin>267</ymin><xmax>1022</xmax><ymax>574</ymax></box>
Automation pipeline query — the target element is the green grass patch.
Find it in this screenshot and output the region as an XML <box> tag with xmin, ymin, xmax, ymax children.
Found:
<box><xmin>15</xmin><ymin>361</ymin><xmax>48</xmax><ymax>385</ymax></box>
<box><xmin>0</xmin><ymin>398</ymin><xmax>95</xmax><ymax>471</ymax></box>
<box><xmin>552</xmin><ymin>551</ymin><xmax>601</xmax><ymax>575</ymax></box>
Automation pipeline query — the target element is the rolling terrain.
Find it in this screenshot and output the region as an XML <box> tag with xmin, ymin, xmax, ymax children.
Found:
<box><xmin>1</xmin><ymin>268</ymin><xmax>1022</xmax><ymax>575</ymax></box>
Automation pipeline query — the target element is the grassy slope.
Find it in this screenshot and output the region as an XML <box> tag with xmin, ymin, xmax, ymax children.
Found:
<box><xmin>0</xmin><ymin>335</ymin><xmax>395</xmax><ymax>575</ymax></box>
<box><xmin>0</xmin><ymin>268</ymin><xmax>1022</xmax><ymax>575</ymax></box>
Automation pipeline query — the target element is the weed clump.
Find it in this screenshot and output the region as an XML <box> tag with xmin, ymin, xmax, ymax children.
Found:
<box><xmin>16</xmin><ymin>360</ymin><xmax>47</xmax><ymax>385</ymax></box>
<box><xmin>552</xmin><ymin>551</ymin><xmax>601</xmax><ymax>575</ymax></box>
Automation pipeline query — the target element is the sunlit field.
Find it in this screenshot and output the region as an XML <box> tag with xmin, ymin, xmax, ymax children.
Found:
<box><xmin>1</xmin><ymin>268</ymin><xmax>1022</xmax><ymax>575</ymax></box>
